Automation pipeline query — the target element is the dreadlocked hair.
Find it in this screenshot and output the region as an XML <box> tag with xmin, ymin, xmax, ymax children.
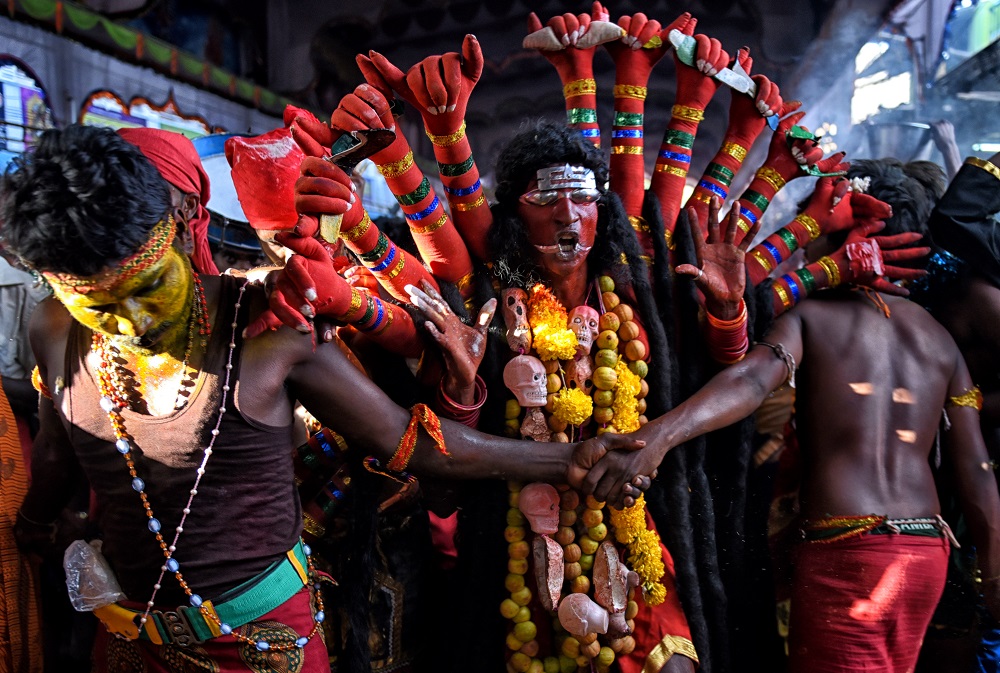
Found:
<box><xmin>0</xmin><ymin>124</ymin><xmax>172</xmax><ymax>276</ymax></box>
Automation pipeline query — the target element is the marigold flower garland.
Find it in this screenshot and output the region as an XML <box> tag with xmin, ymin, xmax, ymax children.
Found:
<box><xmin>500</xmin><ymin>276</ymin><xmax>665</xmax><ymax>671</ymax></box>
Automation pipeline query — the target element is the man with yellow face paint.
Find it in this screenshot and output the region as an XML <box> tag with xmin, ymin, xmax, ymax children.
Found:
<box><xmin>0</xmin><ymin>125</ymin><xmax>649</xmax><ymax>673</ymax></box>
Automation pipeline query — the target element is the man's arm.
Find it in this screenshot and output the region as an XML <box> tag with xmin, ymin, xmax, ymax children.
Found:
<box><xmin>942</xmin><ymin>351</ymin><xmax>1000</xmax><ymax>617</ymax></box>
<box><xmin>284</xmin><ymin>329</ymin><xmax>644</xmax><ymax>499</ymax></box>
<box><xmin>578</xmin><ymin>309</ymin><xmax>805</xmax><ymax>499</ymax></box>
<box><xmin>16</xmin><ymin>303</ymin><xmax>84</xmax><ymax>551</ymax></box>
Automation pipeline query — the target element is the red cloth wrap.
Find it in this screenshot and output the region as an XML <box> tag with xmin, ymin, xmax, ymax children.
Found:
<box><xmin>788</xmin><ymin>534</ymin><xmax>948</xmax><ymax>673</ymax></box>
<box><xmin>225</xmin><ymin>129</ymin><xmax>303</xmax><ymax>231</ymax></box>
<box><xmin>118</xmin><ymin>128</ymin><xmax>219</xmax><ymax>275</ymax></box>
<box><xmin>619</xmin><ymin>511</ymin><xmax>695</xmax><ymax>673</ymax></box>
<box><xmin>92</xmin><ymin>587</ymin><xmax>330</xmax><ymax>672</ymax></box>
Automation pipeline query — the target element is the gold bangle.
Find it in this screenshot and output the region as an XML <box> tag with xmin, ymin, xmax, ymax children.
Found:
<box><xmin>755</xmin><ymin>166</ymin><xmax>786</xmax><ymax>192</ymax></box>
<box><xmin>671</xmin><ymin>105</ymin><xmax>704</xmax><ymax>123</ymax></box>
<box><xmin>411</xmin><ymin>213</ymin><xmax>448</xmax><ymax>235</ymax></box>
<box><xmin>563</xmin><ymin>78</ymin><xmax>597</xmax><ymax>98</ymax></box>
<box><xmin>966</xmin><ymin>157</ymin><xmax>1000</xmax><ymax>182</ymax></box>
<box><xmin>691</xmin><ymin>191</ymin><xmax>712</xmax><ymax>205</ymax></box>
<box><xmin>453</xmin><ymin>194</ymin><xmax>486</xmax><ymax>212</ymax></box>
<box><xmin>655</xmin><ymin>164</ymin><xmax>687</xmax><ymax>177</ymax></box>
<box><xmin>794</xmin><ymin>213</ymin><xmax>821</xmax><ymax>241</ymax></box>
<box><xmin>340</xmin><ymin>288</ymin><xmax>365</xmax><ymax>320</ymax></box>
<box><xmin>774</xmin><ymin>281</ymin><xmax>792</xmax><ymax>308</ymax></box>
<box><xmin>629</xmin><ymin>215</ymin><xmax>650</xmax><ymax>233</ymax></box>
<box><xmin>751</xmin><ymin>249</ymin><xmax>774</xmax><ymax>273</ymax></box>
<box><xmin>664</xmin><ymin>228</ymin><xmax>675</xmax><ymax>251</ymax></box>
<box><xmin>378</xmin><ymin>151</ymin><xmax>414</xmax><ymax>179</ymax></box>
<box><xmin>817</xmin><ymin>256</ymin><xmax>841</xmax><ymax>287</ymax></box>
<box><xmin>737</xmin><ymin>216</ymin><xmax>752</xmax><ymax>234</ymax></box>
<box><xmin>610</xmin><ymin>145</ymin><xmax>643</xmax><ymax>155</ymax></box>
<box><xmin>721</xmin><ymin>141</ymin><xmax>747</xmax><ymax>162</ymax></box>
<box><xmin>948</xmin><ymin>386</ymin><xmax>983</xmax><ymax>411</ymax></box>
<box><xmin>342</xmin><ymin>212</ymin><xmax>372</xmax><ymax>242</ymax></box>
<box><xmin>302</xmin><ymin>514</ymin><xmax>326</xmax><ymax>539</ymax></box>
<box><xmin>425</xmin><ymin>121</ymin><xmax>467</xmax><ymax>148</ymax></box>
<box><xmin>613</xmin><ymin>84</ymin><xmax>647</xmax><ymax>100</ymax></box>
<box><xmin>706</xmin><ymin>299</ymin><xmax>747</xmax><ymax>328</ymax></box>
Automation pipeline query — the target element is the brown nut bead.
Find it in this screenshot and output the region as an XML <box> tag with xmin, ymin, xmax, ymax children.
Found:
<box><xmin>560</xmin><ymin>490</ymin><xmax>580</xmax><ymax>510</ymax></box>
<box><xmin>548</xmin><ymin>414</ymin><xmax>568</xmax><ymax>432</ymax></box>
<box><xmin>552</xmin><ymin>431</ymin><xmax>570</xmax><ymax>443</ymax></box>
<box><xmin>544</xmin><ymin>359</ymin><xmax>560</xmax><ymax>374</ymax></box>
<box><xmin>602</xmin><ymin>292</ymin><xmax>620</xmax><ymax>310</ymax></box>
<box><xmin>560</xmin><ymin>509</ymin><xmax>578</xmax><ymax>527</ymax></box>
<box><xmin>624</xmin><ymin>338</ymin><xmax>645</xmax><ymax>361</ymax></box>
<box><xmin>580</xmin><ymin>640</ymin><xmax>601</xmax><ymax>659</ymax></box>
<box><xmin>564</xmin><ymin>561</ymin><xmax>582</xmax><ymax>580</ymax></box>
<box><xmin>563</xmin><ymin>543</ymin><xmax>582</xmax><ymax>562</ymax></box>
<box><xmin>618</xmin><ymin>321</ymin><xmax>640</xmax><ymax>343</ymax></box>
<box><xmin>599</xmin><ymin>312</ymin><xmax>621</xmax><ymax>332</ymax></box>
<box><xmin>613</xmin><ymin>304</ymin><xmax>634</xmax><ymax>323</ymax></box>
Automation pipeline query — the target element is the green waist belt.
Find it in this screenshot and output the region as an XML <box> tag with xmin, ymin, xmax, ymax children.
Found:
<box><xmin>94</xmin><ymin>539</ymin><xmax>310</xmax><ymax>647</ymax></box>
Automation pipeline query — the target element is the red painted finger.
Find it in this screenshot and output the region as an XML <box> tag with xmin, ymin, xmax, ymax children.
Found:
<box><xmin>461</xmin><ymin>34</ymin><xmax>484</xmax><ymax>85</ymax></box>
<box><xmin>244</xmin><ymin>310</ymin><xmax>284</xmax><ymax>339</ymax></box>
<box><xmin>356</xmin><ymin>54</ymin><xmax>394</xmax><ymax>100</ymax></box>
<box><xmin>352</xmin><ymin>84</ymin><xmax>395</xmax><ymax>127</ymax></box>
<box><xmin>441</xmin><ymin>52</ymin><xmax>462</xmax><ymax>110</ymax></box>
<box><xmin>368</xmin><ymin>50</ymin><xmax>413</xmax><ymax>104</ymax></box>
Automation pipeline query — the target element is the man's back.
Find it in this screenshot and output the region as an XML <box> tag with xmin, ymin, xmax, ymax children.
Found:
<box><xmin>794</xmin><ymin>291</ymin><xmax>958</xmax><ymax>519</ymax></box>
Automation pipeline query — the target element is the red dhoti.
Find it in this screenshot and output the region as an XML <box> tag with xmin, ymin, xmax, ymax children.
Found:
<box><xmin>788</xmin><ymin>533</ymin><xmax>949</xmax><ymax>673</ymax></box>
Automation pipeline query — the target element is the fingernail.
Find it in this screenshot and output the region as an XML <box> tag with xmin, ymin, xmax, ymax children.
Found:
<box><xmin>437</xmin><ymin>105</ymin><xmax>447</xmax><ymax>114</ymax></box>
<box><xmin>305</xmin><ymin>288</ymin><xmax>318</xmax><ymax>301</ymax></box>
<box><xmin>301</xmin><ymin>304</ymin><xmax>314</xmax><ymax>318</ymax></box>
<box><xmin>696</xmin><ymin>59</ymin><xmax>705</xmax><ymax>70</ymax></box>
<box><xmin>561</xmin><ymin>34</ymin><xmax>570</xmax><ymax>45</ymax></box>
<box><xmin>446</xmin><ymin>104</ymin><xmax>456</xmax><ymax>112</ymax></box>
<box><xmin>569</xmin><ymin>30</ymin><xmax>579</xmax><ymax>43</ymax></box>
<box><xmin>349</xmin><ymin>194</ymin><xmax>356</xmax><ymax>203</ymax></box>
<box><xmin>404</xmin><ymin>284</ymin><xmax>415</xmax><ymax>294</ymax></box>
<box><xmin>241</xmin><ymin>327</ymin><xmax>250</xmax><ymax>339</ymax></box>
<box><xmin>426</xmin><ymin>106</ymin><xmax>437</xmax><ymax>115</ymax></box>
<box><xmin>324</xmin><ymin>330</ymin><xmax>334</xmax><ymax>342</ymax></box>
<box><xmin>297</xmin><ymin>324</ymin><xmax>311</xmax><ymax>334</ymax></box>
<box><xmin>351</xmin><ymin>181</ymin><xmax>357</xmax><ymax>192</ymax></box>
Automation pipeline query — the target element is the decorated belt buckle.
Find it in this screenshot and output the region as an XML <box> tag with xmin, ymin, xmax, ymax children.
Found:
<box><xmin>158</xmin><ymin>607</ymin><xmax>203</xmax><ymax>647</ymax></box>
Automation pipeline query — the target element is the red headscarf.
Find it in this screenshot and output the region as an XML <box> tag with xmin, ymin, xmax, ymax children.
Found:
<box><xmin>117</xmin><ymin>127</ymin><xmax>220</xmax><ymax>275</ymax></box>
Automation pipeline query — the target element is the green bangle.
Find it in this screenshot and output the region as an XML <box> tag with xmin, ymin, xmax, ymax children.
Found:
<box><xmin>797</xmin><ymin>267</ymin><xmax>816</xmax><ymax>294</ymax></box>
<box><xmin>705</xmin><ymin>162</ymin><xmax>734</xmax><ymax>187</ymax></box>
<box><xmin>438</xmin><ymin>155</ymin><xmax>475</xmax><ymax>178</ymax></box>
<box><xmin>777</xmin><ymin>228</ymin><xmax>799</xmax><ymax>254</ymax></box>
<box><xmin>360</xmin><ymin>232</ymin><xmax>390</xmax><ymax>263</ymax></box>
<box><xmin>397</xmin><ymin>177</ymin><xmax>431</xmax><ymax>206</ymax></box>
<box><xmin>664</xmin><ymin>129</ymin><xmax>695</xmax><ymax>149</ymax></box>
<box><xmin>567</xmin><ymin>108</ymin><xmax>598</xmax><ymax>125</ymax></box>
<box><xmin>614</xmin><ymin>111</ymin><xmax>643</xmax><ymax>127</ymax></box>
<box><xmin>742</xmin><ymin>189</ymin><xmax>770</xmax><ymax>213</ymax></box>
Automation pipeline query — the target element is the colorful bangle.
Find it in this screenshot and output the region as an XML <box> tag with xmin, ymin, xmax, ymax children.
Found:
<box><xmin>567</xmin><ymin>108</ymin><xmax>598</xmax><ymax>125</ymax></box>
<box><xmin>579</xmin><ymin>128</ymin><xmax>601</xmax><ymax>140</ymax></box>
<box><xmin>404</xmin><ymin>196</ymin><xmax>440</xmax><ymax>222</ymax></box>
<box><xmin>411</xmin><ymin>213</ymin><xmax>449</xmax><ymax>235</ymax></box>
<box><xmin>698</xmin><ymin>180</ymin><xmax>728</xmax><ymax>200</ymax></box>
<box><xmin>755</xmin><ymin>166</ymin><xmax>786</xmax><ymax>192</ymax></box>
<box><xmin>610</xmin><ymin>145</ymin><xmax>643</xmax><ymax>155</ymax></box>
<box><xmin>655</xmin><ymin>164</ymin><xmax>688</xmax><ymax>177</ymax></box>
<box><xmin>339</xmin><ymin>288</ymin><xmax>365</xmax><ymax>321</ymax></box>
<box><xmin>376</xmin><ymin>254</ymin><xmax>406</xmax><ymax>280</ymax></box>
<box><xmin>761</xmin><ymin>240</ymin><xmax>783</xmax><ymax>266</ymax></box>
<box><xmin>614</xmin><ymin>111</ymin><xmax>643</xmax><ymax>127</ymax></box>
<box><xmin>794</xmin><ymin>213</ymin><xmax>821</xmax><ymax>241</ymax></box>
<box><xmin>31</xmin><ymin>365</ymin><xmax>52</xmax><ymax>399</ymax></box>
<box><xmin>397</xmin><ymin>178</ymin><xmax>432</xmax><ymax>206</ymax></box>
<box><xmin>342</xmin><ymin>212</ymin><xmax>372</xmax><ymax>242</ymax></box>
<box><xmin>777</xmin><ymin>228</ymin><xmax>799</xmax><ymax>254</ymax></box>
<box><xmin>774</xmin><ymin>281</ymin><xmax>792</xmax><ymax>309</ymax></box>
<box><xmin>438</xmin><ymin>155</ymin><xmax>475</xmax><ymax>178</ymax></box>
<box><xmin>741</xmin><ymin>190</ymin><xmax>770</xmax><ymax>213</ymax></box>
<box><xmin>781</xmin><ymin>274</ymin><xmax>802</xmax><ymax>303</ymax></box>
<box><xmin>797</xmin><ymin>267</ymin><xmax>817</xmax><ymax>294</ymax></box>
<box><xmin>358</xmin><ymin>294</ymin><xmax>377</xmax><ymax>325</ymax></box>
<box><xmin>453</xmin><ymin>194</ymin><xmax>486</xmax><ymax>212</ymax></box>
<box><xmin>612</xmin><ymin>129</ymin><xmax>643</xmax><ymax>139</ymax></box>
<box><xmin>563</xmin><ymin>79</ymin><xmax>597</xmax><ymax>98</ymax></box>
<box><xmin>658</xmin><ymin>150</ymin><xmax>691</xmax><ymax>164</ymax></box>
<box><xmin>387</xmin><ymin>403</ymin><xmax>448</xmax><ymax>472</ymax></box>
<box><xmin>671</xmin><ymin>104</ymin><xmax>704</xmax><ymax>123</ymax></box>
<box><xmin>613</xmin><ymin>84</ymin><xmax>647</xmax><ymax>100</ymax></box>
<box><xmin>817</xmin><ymin>256</ymin><xmax>841</xmax><ymax>287</ymax></box>
<box><xmin>444</xmin><ymin>179</ymin><xmax>481</xmax><ymax>197</ymax></box>
<box><xmin>379</xmin><ymin>151</ymin><xmax>414</xmax><ymax>179</ymax></box>
<box><xmin>721</xmin><ymin>141</ymin><xmax>747</xmax><ymax>162</ymax></box>
<box><xmin>691</xmin><ymin>191</ymin><xmax>712</xmax><ymax>205</ymax></box>
<box><xmin>706</xmin><ymin>162</ymin><xmax>735</xmax><ymax>187</ymax></box>
<box><xmin>360</xmin><ymin>232</ymin><xmax>391</xmax><ymax>263</ymax></box>
<box><xmin>948</xmin><ymin>386</ymin><xmax>983</xmax><ymax>411</ymax></box>
<box><xmin>425</xmin><ymin>121</ymin><xmax>467</xmax><ymax>148</ymax></box>
<box><xmin>368</xmin><ymin>244</ymin><xmax>397</xmax><ymax>273</ymax></box>
<box><xmin>664</xmin><ymin>129</ymin><xmax>695</xmax><ymax>149</ymax></box>
<box><xmin>751</xmin><ymin>249</ymin><xmax>774</xmax><ymax>274</ymax></box>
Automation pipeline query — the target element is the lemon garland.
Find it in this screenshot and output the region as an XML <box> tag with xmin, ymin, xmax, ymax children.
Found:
<box><xmin>499</xmin><ymin>275</ymin><xmax>662</xmax><ymax>671</ymax></box>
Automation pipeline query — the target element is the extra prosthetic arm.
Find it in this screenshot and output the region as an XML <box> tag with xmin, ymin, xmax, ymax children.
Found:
<box><xmin>648</xmin><ymin>30</ymin><xmax>727</xmax><ymax>240</ymax></box>
<box><xmin>360</xmin><ymin>39</ymin><xmax>488</xmax><ymax>272</ymax></box>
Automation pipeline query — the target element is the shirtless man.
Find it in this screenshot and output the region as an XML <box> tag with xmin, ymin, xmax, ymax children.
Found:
<box><xmin>1</xmin><ymin>125</ymin><xmax>644</xmax><ymax>673</ymax></box>
<box><xmin>576</xmin><ymin>210</ymin><xmax>1000</xmax><ymax>673</ymax></box>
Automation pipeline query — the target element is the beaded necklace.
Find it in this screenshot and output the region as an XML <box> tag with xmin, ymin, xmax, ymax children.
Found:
<box><xmin>93</xmin><ymin>279</ymin><xmax>325</xmax><ymax>652</ymax></box>
<box><xmin>501</xmin><ymin>276</ymin><xmax>662</xmax><ymax>672</ymax></box>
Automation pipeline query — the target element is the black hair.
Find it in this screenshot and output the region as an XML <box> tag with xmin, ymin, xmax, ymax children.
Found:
<box><xmin>0</xmin><ymin>124</ymin><xmax>172</xmax><ymax>277</ymax></box>
<box><xmin>846</xmin><ymin>158</ymin><xmax>945</xmax><ymax>239</ymax></box>
<box><xmin>488</xmin><ymin>120</ymin><xmax>621</xmax><ymax>288</ymax></box>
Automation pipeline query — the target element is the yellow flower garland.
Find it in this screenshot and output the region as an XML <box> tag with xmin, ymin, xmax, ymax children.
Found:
<box><xmin>611</xmin><ymin>361</ymin><xmax>641</xmax><ymax>433</ymax></box>
<box><xmin>609</xmin><ymin>494</ymin><xmax>667</xmax><ymax>605</ymax></box>
<box><xmin>551</xmin><ymin>387</ymin><xmax>594</xmax><ymax>426</ymax></box>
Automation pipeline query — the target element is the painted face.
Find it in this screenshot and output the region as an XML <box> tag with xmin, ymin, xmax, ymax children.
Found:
<box><xmin>517</xmin><ymin>165</ymin><xmax>599</xmax><ymax>281</ymax></box>
<box><xmin>53</xmin><ymin>244</ymin><xmax>194</xmax><ymax>356</ymax></box>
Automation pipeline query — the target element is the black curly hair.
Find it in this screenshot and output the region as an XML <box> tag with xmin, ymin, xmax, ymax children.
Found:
<box><xmin>0</xmin><ymin>124</ymin><xmax>172</xmax><ymax>276</ymax></box>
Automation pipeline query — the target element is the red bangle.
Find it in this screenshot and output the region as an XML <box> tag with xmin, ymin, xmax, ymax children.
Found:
<box><xmin>437</xmin><ymin>376</ymin><xmax>487</xmax><ymax>427</ymax></box>
<box><xmin>705</xmin><ymin>300</ymin><xmax>749</xmax><ymax>364</ymax></box>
